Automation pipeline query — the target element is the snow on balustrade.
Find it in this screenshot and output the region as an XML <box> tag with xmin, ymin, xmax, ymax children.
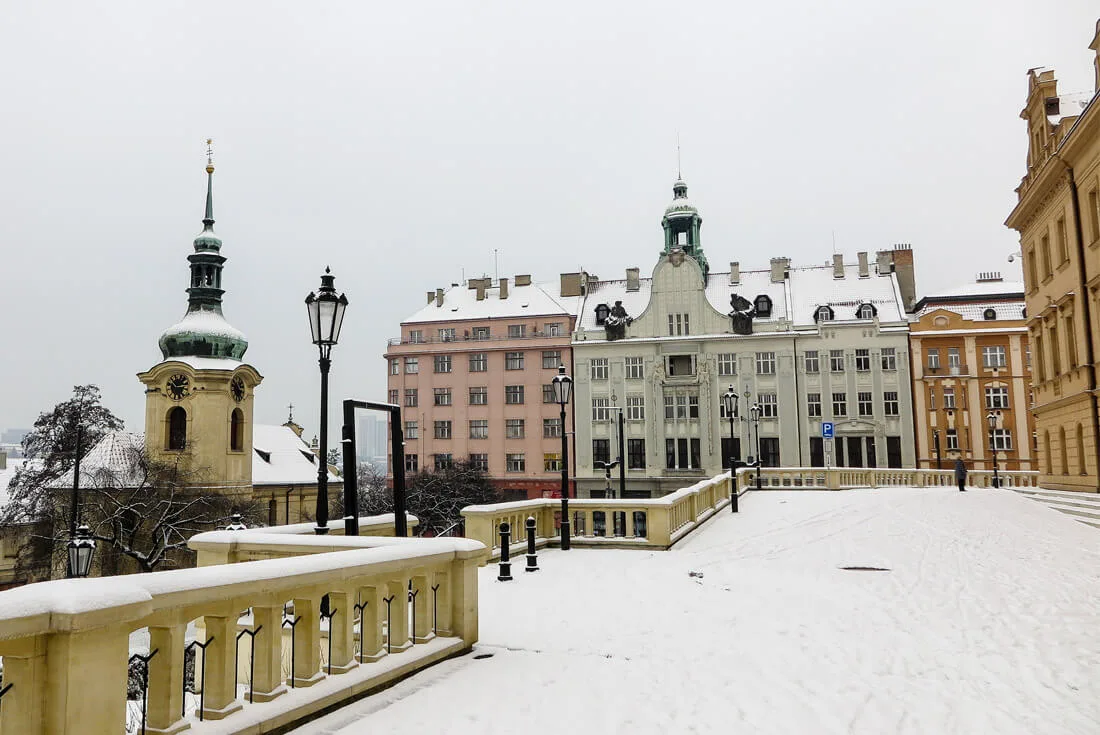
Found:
<box><xmin>461</xmin><ymin>472</ymin><xmax>734</xmax><ymax>558</ymax></box>
<box><xmin>0</xmin><ymin>530</ymin><xmax>486</xmax><ymax>735</ymax></box>
<box><xmin>738</xmin><ymin>466</ymin><xmax>1040</xmax><ymax>490</ymax></box>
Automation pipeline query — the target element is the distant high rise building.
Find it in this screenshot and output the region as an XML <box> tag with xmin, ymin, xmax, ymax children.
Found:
<box><xmin>358</xmin><ymin>415</ymin><xmax>388</xmax><ymax>463</ymax></box>
<box><xmin>1</xmin><ymin>429</ymin><xmax>29</xmax><ymax>445</ymax></box>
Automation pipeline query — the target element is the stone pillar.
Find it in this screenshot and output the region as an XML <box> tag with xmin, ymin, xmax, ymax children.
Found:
<box><xmin>357</xmin><ymin>585</ymin><xmax>385</xmax><ymax>662</ymax></box>
<box><xmin>411</xmin><ymin>575</ymin><xmax>432</xmax><ymax>643</ymax></box>
<box><xmin>290</xmin><ymin>597</ymin><xmax>324</xmax><ymax>687</ymax></box>
<box><xmin>200</xmin><ymin>614</ymin><xmax>243</xmax><ymax>720</ymax></box>
<box><xmin>43</xmin><ymin>625</ymin><xmax>130</xmax><ymax>734</ymax></box>
<box><xmin>146</xmin><ymin>623</ymin><xmax>190</xmax><ymax>733</ymax></box>
<box><xmin>0</xmin><ymin>637</ymin><xmax>47</xmax><ymax>735</ymax></box>
<box><xmin>326</xmin><ymin>590</ymin><xmax>357</xmax><ymax>673</ymax></box>
<box><xmin>448</xmin><ymin>557</ymin><xmax>480</xmax><ymax>647</ymax></box>
<box><xmin>249</xmin><ymin>605</ymin><xmax>286</xmax><ymax>703</ymax></box>
<box><xmin>386</xmin><ymin>579</ymin><xmax>412</xmax><ymax>653</ymax></box>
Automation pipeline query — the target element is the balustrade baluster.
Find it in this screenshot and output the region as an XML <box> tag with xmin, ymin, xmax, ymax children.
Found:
<box><xmin>412</xmin><ymin>575</ymin><xmax>432</xmax><ymax>642</ymax></box>
<box><xmin>201</xmin><ymin>612</ymin><xmax>244</xmax><ymax>720</ymax></box>
<box><xmin>145</xmin><ymin>622</ymin><xmax>187</xmax><ymax>732</ymax></box>
<box><xmin>249</xmin><ymin>604</ymin><xmax>287</xmax><ymax>702</ymax></box>
<box><xmin>290</xmin><ymin>597</ymin><xmax>324</xmax><ymax>688</ymax></box>
<box><xmin>387</xmin><ymin>579</ymin><xmax>412</xmax><ymax>653</ymax></box>
<box><xmin>326</xmin><ymin>591</ymin><xmax>358</xmax><ymax>673</ymax></box>
<box><xmin>356</xmin><ymin>585</ymin><xmax>386</xmax><ymax>662</ymax></box>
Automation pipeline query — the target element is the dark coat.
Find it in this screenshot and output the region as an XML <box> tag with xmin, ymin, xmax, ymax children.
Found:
<box><xmin>954</xmin><ymin>459</ymin><xmax>967</xmax><ymax>481</ymax></box>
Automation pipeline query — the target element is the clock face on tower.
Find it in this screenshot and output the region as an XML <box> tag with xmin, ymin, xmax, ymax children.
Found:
<box><xmin>166</xmin><ymin>374</ymin><xmax>190</xmax><ymax>400</ymax></box>
<box><xmin>231</xmin><ymin>376</ymin><xmax>246</xmax><ymax>403</ymax></box>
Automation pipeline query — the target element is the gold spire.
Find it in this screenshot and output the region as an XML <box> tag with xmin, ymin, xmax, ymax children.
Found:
<box><xmin>205</xmin><ymin>138</ymin><xmax>215</xmax><ymax>174</ymax></box>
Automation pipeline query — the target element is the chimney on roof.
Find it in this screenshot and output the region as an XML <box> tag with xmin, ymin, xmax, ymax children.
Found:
<box><xmin>427</xmin><ymin>290</ymin><xmax>435</xmax><ymax>305</ymax></box>
<box><xmin>770</xmin><ymin>257</ymin><xmax>789</xmax><ymax>284</ymax></box>
<box><xmin>890</xmin><ymin>244</ymin><xmax>917</xmax><ymax>312</ymax></box>
<box><xmin>857</xmin><ymin>251</ymin><xmax>869</xmax><ymax>278</ymax></box>
<box><xmin>832</xmin><ymin>253</ymin><xmax>844</xmax><ymax>279</ymax></box>
<box><xmin>875</xmin><ymin>250</ymin><xmax>893</xmax><ymax>274</ymax></box>
<box><xmin>469</xmin><ymin>277</ymin><xmax>489</xmax><ymax>300</ymax></box>
<box><xmin>560</xmin><ymin>272</ymin><xmax>582</xmax><ymax>297</ymax></box>
<box><xmin>435</xmin><ymin>288</ymin><xmax>444</xmax><ymax>307</ymax></box>
<box><xmin>730</xmin><ymin>262</ymin><xmax>740</xmax><ymax>285</ymax></box>
<box><xmin>976</xmin><ymin>271</ymin><xmax>1004</xmax><ymax>283</ymax></box>
<box><xmin>515</xmin><ymin>274</ymin><xmax>532</xmax><ymax>287</ymax></box>
<box><xmin>626</xmin><ymin>267</ymin><xmax>640</xmax><ymax>292</ymax></box>
<box><xmin>499</xmin><ymin>277</ymin><xmax>509</xmax><ymax>299</ymax></box>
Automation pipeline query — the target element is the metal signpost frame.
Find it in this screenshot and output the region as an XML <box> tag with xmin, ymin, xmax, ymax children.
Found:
<box><xmin>341</xmin><ymin>399</ymin><xmax>408</xmax><ymax>538</ymax></box>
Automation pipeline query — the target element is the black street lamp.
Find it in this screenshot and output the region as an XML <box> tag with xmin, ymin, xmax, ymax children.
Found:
<box><xmin>552</xmin><ymin>366</ymin><xmax>573</xmax><ymax>550</ymax></box>
<box><xmin>67</xmin><ymin>524</ymin><xmax>95</xmax><ymax>578</ymax></box>
<box><xmin>987</xmin><ymin>411</ymin><xmax>1001</xmax><ymax>488</ymax></box>
<box><xmin>933</xmin><ymin>430</ymin><xmax>943</xmax><ymax>469</ymax></box>
<box><xmin>722</xmin><ymin>385</ymin><xmax>740</xmax><ymax>512</ymax></box>
<box><xmin>749</xmin><ymin>402</ymin><xmax>762</xmax><ymax>490</ymax></box>
<box><xmin>305</xmin><ymin>267</ymin><xmax>349</xmax><ymax>535</ymax></box>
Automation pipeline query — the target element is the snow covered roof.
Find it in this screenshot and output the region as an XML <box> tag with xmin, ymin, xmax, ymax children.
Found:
<box><xmin>1049</xmin><ymin>91</ymin><xmax>1094</xmax><ymax>126</ymax></box>
<box><xmin>915</xmin><ymin>300</ymin><xmax>1027</xmax><ymax>322</ymax></box>
<box><xmin>49</xmin><ymin>432</ymin><xmax>146</xmax><ymax>489</ymax></box>
<box><xmin>0</xmin><ymin>458</ymin><xmax>25</xmax><ymax>507</ymax></box>
<box><xmin>921</xmin><ymin>280</ymin><xmax>1026</xmax><ymax>300</ymax></box>
<box><xmin>787</xmin><ymin>264</ymin><xmax>904</xmax><ymax>327</ymax></box>
<box><xmin>578</xmin><ymin>263</ymin><xmax>903</xmax><ymax>332</ymax></box>
<box><xmin>402</xmin><ymin>281</ymin><xmax>581</xmax><ymax>325</ymax></box>
<box><xmin>158</xmin><ymin>356</ymin><xmax>245</xmax><ymax>371</ymax></box>
<box><xmin>252</xmin><ymin>424</ymin><xmax>341</xmax><ymax>487</ymax></box>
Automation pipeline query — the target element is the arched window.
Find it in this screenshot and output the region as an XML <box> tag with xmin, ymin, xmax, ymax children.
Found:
<box><xmin>857</xmin><ymin>303</ymin><xmax>876</xmax><ymax>319</ymax></box>
<box><xmin>983</xmin><ymin>308</ymin><xmax>997</xmax><ymax>320</ymax></box>
<box><xmin>1043</xmin><ymin>431</ymin><xmax>1052</xmax><ymax>474</ymax></box>
<box><xmin>754</xmin><ymin>295</ymin><xmax>772</xmax><ymax>317</ymax></box>
<box><xmin>815</xmin><ymin>306</ymin><xmax>834</xmax><ymax>322</ymax></box>
<box><xmin>167</xmin><ymin>407</ymin><xmax>187</xmax><ymax>451</ymax></box>
<box><xmin>230</xmin><ymin>408</ymin><xmax>244</xmax><ymax>452</ymax></box>
<box><xmin>1059</xmin><ymin>426</ymin><xmax>1069</xmax><ymax>475</ymax></box>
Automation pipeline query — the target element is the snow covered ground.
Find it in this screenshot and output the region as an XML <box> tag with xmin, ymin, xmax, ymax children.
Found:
<box><xmin>292</xmin><ymin>488</ymin><xmax>1100</xmax><ymax>735</ymax></box>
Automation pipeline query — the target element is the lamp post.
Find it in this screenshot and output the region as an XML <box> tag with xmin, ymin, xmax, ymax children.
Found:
<box><xmin>305</xmin><ymin>267</ymin><xmax>349</xmax><ymax>535</ymax></box>
<box><xmin>67</xmin><ymin>524</ymin><xmax>95</xmax><ymax>578</ymax></box>
<box><xmin>749</xmin><ymin>402</ymin><xmax>762</xmax><ymax>490</ymax></box>
<box><xmin>987</xmin><ymin>411</ymin><xmax>1001</xmax><ymax>488</ymax></box>
<box><xmin>722</xmin><ymin>385</ymin><xmax>740</xmax><ymax>512</ymax></box>
<box><xmin>552</xmin><ymin>366</ymin><xmax>573</xmax><ymax>549</ymax></box>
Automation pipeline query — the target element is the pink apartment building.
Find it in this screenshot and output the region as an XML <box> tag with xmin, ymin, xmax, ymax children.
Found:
<box><xmin>385</xmin><ymin>274</ymin><xmax>584</xmax><ymax>500</ymax></box>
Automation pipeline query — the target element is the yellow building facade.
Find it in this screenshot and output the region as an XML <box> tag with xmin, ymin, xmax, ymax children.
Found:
<box><xmin>909</xmin><ymin>276</ymin><xmax>1034</xmax><ymax>472</ymax></box>
<box><xmin>1005</xmin><ymin>19</ymin><xmax>1100</xmax><ymax>492</ymax></box>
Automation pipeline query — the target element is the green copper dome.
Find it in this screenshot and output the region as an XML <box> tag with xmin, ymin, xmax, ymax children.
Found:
<box><xmin>158</xmin><ymin>161</ymin><xmax>248</xmax><ymax>361</ymax></box>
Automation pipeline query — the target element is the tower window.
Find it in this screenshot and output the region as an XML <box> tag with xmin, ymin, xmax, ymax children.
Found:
<box><xmin>230</xmin><ymin>408</ymin><xmax>244</xmax><ymax>451</ymax></box>
<box><xmin>167</xmin><ymin>407</ymin><xmax>187</xmax><ymax>451</ymax></box>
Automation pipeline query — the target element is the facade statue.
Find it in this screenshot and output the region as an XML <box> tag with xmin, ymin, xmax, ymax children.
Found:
<box><xmin>605</xmin><ymin>300</ymin><xmax>633</xmax><ymax>341</ymax></box>
<box><xmin>729</xmin><ymin>293</ymin><xmax>756</xmax><ymax>335</ymax></box>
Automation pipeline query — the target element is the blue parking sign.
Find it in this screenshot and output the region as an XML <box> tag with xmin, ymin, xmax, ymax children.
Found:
<box><xmin>822</xmin><ymin>422</ymin><xmax>834</xmax><ymax>439</ymax></box>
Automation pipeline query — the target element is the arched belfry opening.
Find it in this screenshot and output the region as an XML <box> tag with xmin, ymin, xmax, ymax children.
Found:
<box><xmin>167</xmin><ymin>407</ymin><xmax>187</xmax><ymax>451</ymax></box>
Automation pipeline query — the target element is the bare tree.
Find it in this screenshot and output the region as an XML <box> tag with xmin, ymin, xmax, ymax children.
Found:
<box><xmin>3</xmin><ymin>386</ymin><xmax>261</xmax><ymax>577</ymax></box>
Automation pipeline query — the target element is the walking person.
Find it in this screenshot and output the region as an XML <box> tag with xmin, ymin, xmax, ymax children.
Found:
<box><xmin>955</xmin><ymin>458</ymin><xmax>967</xmax><ymax>492</ymax></box>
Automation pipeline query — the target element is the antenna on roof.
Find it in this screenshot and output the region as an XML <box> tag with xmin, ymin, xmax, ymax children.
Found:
<box><xmin>832</xmin><ymin>231</ymin><xmax>837</xmax><ymax>255</ymax></box>
<box><xmin>676</xmin><ymin>131</ymin><xmax>682</xmax><ymax>179</ymax></box>
<box><xmin>494</xmin><ymin>249</ymin><xmax>499</xmax><ymax>285</ymax></box>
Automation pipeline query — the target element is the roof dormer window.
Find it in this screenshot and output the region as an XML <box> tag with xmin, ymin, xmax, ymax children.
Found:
<box><xmin>857</xmin><ymin>303</ymin><xmax>877</xmax><ymax>319</ymax></box>
<box><xmin>815</xmin><ymin>305</ymin><xmax>834</xmax><ymax>322</ymax></box>
<box><xmin>983</xmin><ymin>308</ymin><xmax>997</xmax><ymax>320</ymax></box>
<box><xmin>754</xmin><ymin>295</ymin><xmax>772</xmax><ymax>317</ymax></box>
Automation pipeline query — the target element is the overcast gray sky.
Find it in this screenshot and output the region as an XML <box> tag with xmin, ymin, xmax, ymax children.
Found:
<box><xmin>1</xmin><ymin>1</ymin><xmax>1097</xmax><ymax>440</ymax></box>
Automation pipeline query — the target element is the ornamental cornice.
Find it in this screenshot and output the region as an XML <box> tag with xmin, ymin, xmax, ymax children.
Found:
<box><xmin>1006</xmin><ymin>166</ymin><xmax>1072</xmax><ymax>232</ymax></box>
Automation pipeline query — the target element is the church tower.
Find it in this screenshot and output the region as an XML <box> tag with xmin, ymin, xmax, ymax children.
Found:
<box><xmin>660</xmin><ymin>177</ymin><xmax>709</xmax><ymax>278</ymax></box>
<box><xmin>137</xmin><ymin>143</ymin><xmax>263</xmax><ymax>495</ymax></box>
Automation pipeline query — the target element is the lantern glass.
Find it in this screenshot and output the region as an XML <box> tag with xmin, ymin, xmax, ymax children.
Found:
<box><xmin>552</xmin><ymin>366</ymin><xmax>573</xmax><ymax>406</ymax></box>
<box><xmin>723</xmin><ymin>387</ymin><xmax>737</xmax><ymax>417</ymax></box>
<box><xmin>68</xmin><ymin>525</ymin><xmax>96</xmax><ymax>578</ymax></box>
<box><xmin>305</xmin><ymin>293</ymin><xmax>321</xmax><ymax>344</ymax></box>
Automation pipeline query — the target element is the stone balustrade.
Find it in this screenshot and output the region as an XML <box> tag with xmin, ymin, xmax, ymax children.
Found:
<box><xmin>735</xmin><ymin>466</ymin><xmax>1040</xmax><ymax>490</ymax></box>
<box><xmin>0</xmin><ymin>531</ymin><xmax>485</xmax><ymax>735</ymax></box>
<box><xmin>462</xmin><ymin>472</ymin><xmax>734</xmax><ymax>558</ymax></box>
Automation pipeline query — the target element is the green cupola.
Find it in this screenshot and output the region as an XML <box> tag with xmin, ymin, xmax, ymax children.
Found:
<box><xmin>158</xmin><ymin>145</ymin><xmax>249</xmax><ymax>360</ymax></box>
<box><xmin>661</xmin><ymin>177</ymin><xmax>709</xmax><ymax>278</ymax></box>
